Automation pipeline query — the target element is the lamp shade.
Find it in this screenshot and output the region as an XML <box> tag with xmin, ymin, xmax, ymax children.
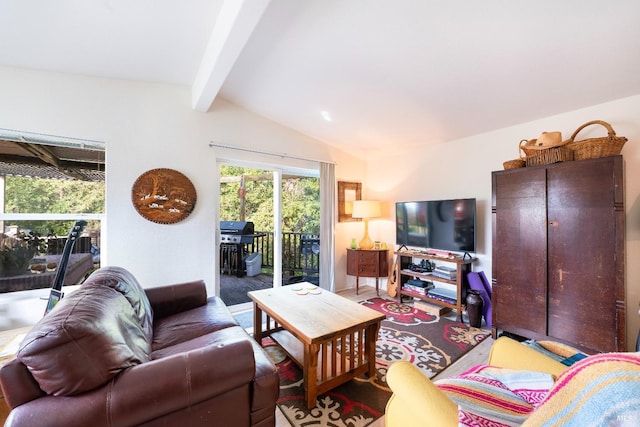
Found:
<box><xmin>351</xmin><ymin>200</ymin><xmax>381</xmax><ymax>219</ymax></box>
<box><xmin>345</xmin><ymin>201</ymin><xmax>353</xmax><ymax>215</ymax></box>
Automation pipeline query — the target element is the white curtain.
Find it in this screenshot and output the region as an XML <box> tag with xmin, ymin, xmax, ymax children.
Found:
<box><xmin>319</xmin><ymin>162</ymin><xmax>336</xmax><ymax>291</ymax></box>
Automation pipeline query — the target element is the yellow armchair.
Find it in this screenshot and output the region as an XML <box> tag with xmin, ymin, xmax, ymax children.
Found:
<box><xmin>385</xmin><ymin>337</ymin><xmax>569</xmax><ymax>427</ymax></box>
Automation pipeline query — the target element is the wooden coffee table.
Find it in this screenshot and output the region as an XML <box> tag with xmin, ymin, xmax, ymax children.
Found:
<box><xmin>248</xmin><ymin>284</ymin><xmax>385</xmax><ymax>409</ymax></box>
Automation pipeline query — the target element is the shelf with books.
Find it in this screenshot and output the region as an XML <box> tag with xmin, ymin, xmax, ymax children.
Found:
<box><xmin>395</xmin><ymin>249</ymin><xmax>477</xmax><ymax>322</ymax></box>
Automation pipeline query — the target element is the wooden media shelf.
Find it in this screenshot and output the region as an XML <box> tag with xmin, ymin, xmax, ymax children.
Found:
<box><xmin>394</xmin><ymin>250</ymin><xmax>476</xmax><ymax>322</ymax></box>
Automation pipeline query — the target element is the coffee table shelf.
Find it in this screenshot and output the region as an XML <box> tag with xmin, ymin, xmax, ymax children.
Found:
<box><xmin>249</xmin><ymin>285</ymin><xmax>385</xmax><ymax>409</ymax></box>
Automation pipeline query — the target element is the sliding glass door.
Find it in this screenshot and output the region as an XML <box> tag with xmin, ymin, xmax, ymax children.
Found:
<box><xmin>218</xmin><ymin>162</ymin><xmax>319</xmax><ymax>307</ymax></box>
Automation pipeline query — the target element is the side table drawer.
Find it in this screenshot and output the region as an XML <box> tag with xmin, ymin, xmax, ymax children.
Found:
<box><xmin>358</xmin><ymin>251</ymin><xmax>379</xmax><ymax>264</ymax></box>
<box><xmin>358</xmin><ymin>263</ymin><xmax>379</xmax><ymax>276</ymax></box>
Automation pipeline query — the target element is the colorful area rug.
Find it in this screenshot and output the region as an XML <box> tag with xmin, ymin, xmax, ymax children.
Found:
<box><xmin>264</xmin><ymin>297</ymin><xmax>490</xmax><ymax>427</ymax></box>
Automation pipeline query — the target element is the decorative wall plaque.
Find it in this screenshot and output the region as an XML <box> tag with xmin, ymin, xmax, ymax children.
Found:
<box><xmin>131</xmin><ymin>168</ymin><xmax>197</xmax><ymax>224</ymax></box>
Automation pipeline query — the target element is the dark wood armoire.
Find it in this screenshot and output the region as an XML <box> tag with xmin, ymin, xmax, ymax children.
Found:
<box><xmin>491</xmin><ymin>155</ymin><xmax>625</xmax><ymax>353</ymax></box>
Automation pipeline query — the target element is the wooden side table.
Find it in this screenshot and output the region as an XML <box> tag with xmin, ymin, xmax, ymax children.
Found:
<box><xmin>346</xmin><ymin>248</ymin><xmax>389</xmax><ymax>295</ymax></box>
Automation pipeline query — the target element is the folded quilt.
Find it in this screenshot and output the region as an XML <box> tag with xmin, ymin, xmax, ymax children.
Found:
<box><xmin>435</xmin><ymin>365</ymin><xmax>554</xmax><ymax>426</ymax></box>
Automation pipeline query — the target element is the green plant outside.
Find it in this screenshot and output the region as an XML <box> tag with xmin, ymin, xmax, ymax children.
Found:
<box><xmin>4</xmin><ymin>176</ymin><xmax>104</xmax><ymax>236</ymax></box>
<box><xmin>0</xmin><ymin>231</ymin><xmax>47</xmax><ymax>275</ymax></box>
<box><xmin>220</xmin><ymin>166</ymin><xmax>319</xmax><ymax>234</ymax></box>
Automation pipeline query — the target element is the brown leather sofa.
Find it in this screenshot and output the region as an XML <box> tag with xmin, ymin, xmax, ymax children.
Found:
<box><xmin>0</xmin><ymin>266</ymin><xmax>279</xmax><ymax>427</ymax></box>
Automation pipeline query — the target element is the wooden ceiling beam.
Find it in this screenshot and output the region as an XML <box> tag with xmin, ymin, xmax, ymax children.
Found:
<box><xmin>10</xmin><ymin>141</ymin><xmax>60</xmax><ymax>168</ymax></box>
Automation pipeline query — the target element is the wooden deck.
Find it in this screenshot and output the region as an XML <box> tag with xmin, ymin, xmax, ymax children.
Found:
<box><xmin>219</xmin><ymin>273</ymin><xmax>273</xmax><ymax>306</ymax></box>
<box><xmin>220</xmin><ymin>271</ymin><xmax>320</xmax><ymax>307</ymax></box>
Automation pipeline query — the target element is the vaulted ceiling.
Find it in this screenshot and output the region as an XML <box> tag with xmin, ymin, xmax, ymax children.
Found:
<box><xmin>1</xmin><ymin>0</ymin><xmax>639</xmax><ymax>157</ymax></box>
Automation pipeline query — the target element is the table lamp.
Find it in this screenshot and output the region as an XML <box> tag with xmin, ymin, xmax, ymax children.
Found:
<box><xmin>352</xmin><ymin>200</ymin><xmax>381</xmax><ymax>250</ymax></box>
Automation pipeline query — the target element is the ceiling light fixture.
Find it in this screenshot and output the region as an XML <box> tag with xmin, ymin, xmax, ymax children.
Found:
<box><xmin>320</xmin><ymin>110</ymin><xmax>333</xmax><ymax>122</ymax></box>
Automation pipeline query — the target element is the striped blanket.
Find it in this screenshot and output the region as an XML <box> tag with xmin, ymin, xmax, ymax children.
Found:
<box><xmin>436</xmin><ymin>352</ymin><xmax>640</xmax><ymax>426</ymax></box>
<box><xmin>436</xmin><ymin>365</ymin><xmax>554</xmax><ymax>426</ymax></box>
<box><xmin>523</xmin><ymin>352</ymin><xmax>640</xmax><ymax>426</ymax></box>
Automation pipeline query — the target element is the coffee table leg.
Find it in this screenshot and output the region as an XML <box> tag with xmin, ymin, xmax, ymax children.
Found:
<box><xmin>366</xmin><ymin>322</ymin><xmax>381</xmax><ymax>378</ymax></box>
<box><xmin>304</xmin><ymin>343</ymin><xmax>320</xmax><ymax>409</ymax></box>
<box><xmin>253</xmin><ymin>303</ymin><xmax>263</xmax><ymax>344</ymax></box>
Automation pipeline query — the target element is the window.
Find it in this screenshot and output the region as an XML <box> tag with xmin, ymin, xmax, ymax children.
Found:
<box><xmin>0</xmin><ymin>129</ymin><xmax>104</xmax><ymax>286</ymax></box>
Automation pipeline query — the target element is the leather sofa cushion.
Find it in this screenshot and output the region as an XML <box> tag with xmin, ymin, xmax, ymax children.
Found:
<box><xmin>145</xmin><ymin>280</ymin><xmax>208</xmax><ymax>320</ymax></box>
<box><xmin>149</xmin><ymin>323</ymin><xmax>280</xmax><ymax>416</ymax></box>
<box><xmin>152</xmin><ymin>296</ymin><xmax>238</xmax><ymax>351</ymax></box>
<box><xmin>17</xmin><ymin>285</ymin><xmax>151</xmax><ymax>396</ymax></box>
<box><xmin>83</xmin><ymin>266</ymin><xmax>154</xmax><ymax>339</ymax></box>
<box><xmin>151</xmin><ymin>325</ymin><xmax>250</xmax><ymax>360</ymax></box>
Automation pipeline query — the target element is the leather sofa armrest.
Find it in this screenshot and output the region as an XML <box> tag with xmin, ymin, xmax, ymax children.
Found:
<box><xmin>385</xmin><ymin>361</ymin><xmax>458</xmax><ymax>427</ymax></box>
<box><xmin>109</xmin><ymin>337</ymin><xmax>256</xmax><ymax>426</ymax></box>
<box><xmin>145</xmin><ymin>280</ymin><xmax>208</xmax><ymax>319</ymax></box>
<box><xmin>4</xmin><ymin>339</ymin><xmax>256</xmax><ymax>427</ymax></box>
<box><xmin>0</xmin><ymin>358</ymin><xmax>45</xmax><ymax>409</ymax></box>
<box><xmin>488</xmin><ymin>337</ymin><xmax>568</xmax><ymax>378</ymax></box>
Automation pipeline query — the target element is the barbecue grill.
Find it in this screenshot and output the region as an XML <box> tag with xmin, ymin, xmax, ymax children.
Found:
<box><xmin>220</xmin><ymin>221</ymin><xmax>255</xmax><ymax>243</ymax></box>
<box><xmin>220</xmin><ymin>221</ymin><xmax>255</xmax><ymax>277</ymax></box>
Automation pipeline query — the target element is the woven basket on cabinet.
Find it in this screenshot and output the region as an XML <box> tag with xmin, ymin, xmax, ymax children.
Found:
<box><xmin>503</xmin><ymin>139</ymin><xmax>527</xmax><ymax>169</ymax></box>
<box><xmin>565</xmin><ymin>120</ymin><xmax>627</xmax><ymax>160</ymax></box>
<box><xmin>525</xmin><ymin>146</ymin><xmax>574</xmax><ymax>167</ymax></box>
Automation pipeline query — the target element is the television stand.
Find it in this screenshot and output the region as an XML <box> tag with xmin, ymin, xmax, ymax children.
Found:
<box><xmin>394</xmin><ymin>250</ymin><xmax>477</xmax><ymax>322</ymax></box>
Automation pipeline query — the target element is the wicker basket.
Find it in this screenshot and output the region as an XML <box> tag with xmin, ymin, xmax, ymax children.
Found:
<box><xmin>525</xmin><ymin>146</ymin><xmax>574</xmax><ymax>167</ymax></box>
<box><xmin>503</xmin><ymin>139</ymin><xmax>527</xmax><ymax>169</ymax></box>
<box><xmin>521</xmin><ymin>138</ymin><xmax>540</xmax><ymax>157</ymax></box>
<box><xmin>564</xmin><ymin>120</ymin><xmax>627</xmax><ymax>160</ymax></box>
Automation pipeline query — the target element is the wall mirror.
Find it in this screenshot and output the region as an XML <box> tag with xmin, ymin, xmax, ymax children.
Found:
<box><xmin>338</xmin><ymin>181</ymin><xmax>361</xmax><ymax>222</ymax></box>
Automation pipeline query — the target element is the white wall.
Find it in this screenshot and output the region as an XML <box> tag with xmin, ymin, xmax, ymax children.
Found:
<box><xmin>365</xmin><ymin>94</ymin><xmax>640</xmax><ymax>350</ymax></box>
<box><xmin>2</xmin><ymin>65</ymin><xmax>638</xmax><ymax>349</ymax></box>
<box><xmin>0</xmin><ymin>65</ymin><xmax>364</xmax><ymax>295</ymax></box>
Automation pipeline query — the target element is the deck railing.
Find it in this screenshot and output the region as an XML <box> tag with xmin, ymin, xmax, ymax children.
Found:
<box><xmin>245</xmin><ymin>231</ymin><xmax>320</xmax><ymax>279</ymax></box>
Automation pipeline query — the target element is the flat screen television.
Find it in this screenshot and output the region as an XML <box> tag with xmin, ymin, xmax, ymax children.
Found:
<box><xmin>395</xmin><ymin>198</ymin><xmax>476</xmax><ymax>253</ymax></box>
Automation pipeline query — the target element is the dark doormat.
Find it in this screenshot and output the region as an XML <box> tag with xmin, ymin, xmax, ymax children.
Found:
<box><xmin>220</xmin><ymin>273</ymin><xmax>272</xmax><ymax>306</ymax></box>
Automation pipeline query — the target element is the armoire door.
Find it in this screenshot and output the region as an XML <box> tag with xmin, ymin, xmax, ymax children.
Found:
<box><xmin>492</xmin><ymin>168</ymin><xmax>548</xmax><ymax>337</ymax></box>
<box><xmin>546</xmin><ymin>156</ymin><xmax>624</xmax><ymax>352</ymax></box>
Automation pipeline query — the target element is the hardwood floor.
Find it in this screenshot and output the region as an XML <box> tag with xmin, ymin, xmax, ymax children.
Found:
<box><xmin>263</xmin><ymin>285</ymin><xmax>494</xmax><ymax>427</ymax></box>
